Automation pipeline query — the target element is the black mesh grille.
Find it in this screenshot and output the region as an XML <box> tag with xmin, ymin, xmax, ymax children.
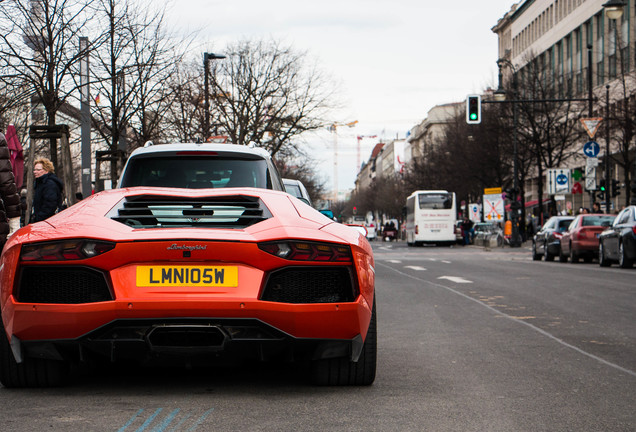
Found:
<box><xmin>18</xmin><ymin>267</ymin><xmax>112</xmax><ymax>304</ymax></box>
<box><xmin>108</xmin><ymin>194</ymin><xmax>272</xmax><ymax>229</ymax></box>
<box><xmin>261</xmin><ymin>267</ymin><xmax>356</xmax><ymax>304</ymax></box>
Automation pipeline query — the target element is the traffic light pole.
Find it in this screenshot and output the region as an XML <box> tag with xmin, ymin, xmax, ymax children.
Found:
<box><xmin>605</xmin><ymin>85</ymin><xmax>611</xmax><ymax>214</ymax></box>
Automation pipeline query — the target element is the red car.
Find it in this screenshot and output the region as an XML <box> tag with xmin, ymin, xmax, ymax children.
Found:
<box><xmin>0</xmin><ymin>188</ymin><xmax>376</xmax><ymax>387</ymax></box>
<box><xmin>559</xmin><ymin>213</ymin><xmax>615</xmax><ymax>263</ymax></box>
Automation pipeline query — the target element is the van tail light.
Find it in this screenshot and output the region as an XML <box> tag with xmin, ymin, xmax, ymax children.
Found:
<box><xmin>415</xmin><ymin>225</ymin><xmax>419</xmax><ymax>235</ymax></box>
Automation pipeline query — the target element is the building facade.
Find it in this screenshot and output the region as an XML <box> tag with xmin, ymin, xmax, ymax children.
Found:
<box><xmin>493</xmin><ymin>0</ymin><xmax>636</xmax><ymax>213</ymax></box>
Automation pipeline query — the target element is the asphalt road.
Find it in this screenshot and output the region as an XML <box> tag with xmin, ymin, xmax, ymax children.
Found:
<box><xmin>1</xmin><ymin>241</ymin><xmax>635</xmax><ymax>431</ymax></box>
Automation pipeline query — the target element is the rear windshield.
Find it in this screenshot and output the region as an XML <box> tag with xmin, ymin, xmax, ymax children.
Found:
<box><xmin>418</xmin><ymin>193</ymin><xmax>453</xmax><ymax>210</ymax></box>
<box><xmin>120</xmin><ymin>156</ymin><xmax>271</xmax><ymax>189</ymax></box>
<box><xmin>581</xmin><ymin>215</ymin><xmax>615</xmax><ymax>226</ymax></box>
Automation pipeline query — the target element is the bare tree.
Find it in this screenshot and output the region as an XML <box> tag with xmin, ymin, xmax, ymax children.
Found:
<box><xmin>210</xmin><ymin>39</ymin><xmax>337</xmax><ymax>157</ymax></box>
<box><xmin>90</xmin><ymin>0</ymin><xmax>190</xmax><ymax>184</ymax></box>
<box><xmin>275</xmin><ymin>151</ymin><xmax>327</xmax><ymax>205</ymax></box>
<box><xmin>0</xmin><ymin>0</ymin><xmax>94</xmax><ymax>170</ymax></box>
<box><xmin>162</xmin><ymin>60</ymin><xmax>205</xmax><ymax>143</ymax></box>
<box><xmin>512</xmin><ymin>54</ymin><xmax>586</xmax><ymax>220</ymax></box>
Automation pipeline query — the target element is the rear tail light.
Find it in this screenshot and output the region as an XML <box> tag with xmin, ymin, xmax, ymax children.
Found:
<box><xmin>258</xmin><ymin>241</ymin><xmax>352</xmax><ymax>263</ymax></box>
<box><xmin>21</xmin><ymin>240</ymin><xmax>115</xmax><ymax>261</ymax></box>
<box><xmin>632</xmin><ymin>226</ymin><xmax>636</xmax><ymax>236</ymax></box>
<box><xmin>415</xmin><ymin>225</ymin><xmax>419</xmax><ymax>235</ymax></box>
<box><xmin>553</xmin><ymin>232</ymin><xmax>563</xmax><ymax>239</ymax></box>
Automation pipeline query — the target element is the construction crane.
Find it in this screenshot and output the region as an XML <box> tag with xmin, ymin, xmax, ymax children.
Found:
<box><xmin>329</xmin><ymin>121</ymin><xmax>357</xmax><ymax>203</ymax></box>
<box><xmin>356</xmin><ymin>134</ymin><xmax>377</xmax><ymax>172</ymax></box>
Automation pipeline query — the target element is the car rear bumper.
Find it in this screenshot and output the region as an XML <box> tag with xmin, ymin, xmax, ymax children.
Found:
<box><xmin>4</xmin><ymin>297</ymin><xmax>371</xmax><ymax>364</ymax></box>
<box><xmin>5</xmin><ymin>296</ymin><xmax>371</xmax><ymax>342</ymax></box>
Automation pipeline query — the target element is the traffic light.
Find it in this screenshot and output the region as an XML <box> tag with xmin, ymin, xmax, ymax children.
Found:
<box><xmin>466</xmin><ymin>95</ymin><xmax>481</xmax><ymax>124</ymax></box>
<box><xmin>599</xmin><ymin>179</ymin><xmax>606</xmax><ymax>195</ymax></box>
<box><xmin>353</xmin><ymin>206</ymin><xmax>357</xmax><ymax>215</ymax></box>
<box><xmin>611</xmin><ymin>179</ymin><xmax>621</xmax><ymax>197</ymax></box>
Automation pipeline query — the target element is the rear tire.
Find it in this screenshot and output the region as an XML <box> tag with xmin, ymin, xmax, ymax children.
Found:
<box><xmin>0</xmin><ymin>322</ymin><xmax>68</xmax><ymax>388</ymax></box>
<box><xmin>544</xmin><ymin>246</ymin><xmax>554</xmax><ymax>262</ymax></box>
<box><xmin>618</xmin><ymin>243</ymin><xmax>633</xmax><ymax>268</ymax></box>
<box><xmin>310</xmin><ymin>300</ymin><xmax>377</xmax><ymax>386</ymax></box>
<box><xmin>569</xmin><ymin>246</ymin><xmax>579</xmax><ymax>264</ymax></box>
<box><xmin>599</xmin><ymin>242</ymin><xmax>611</xmax><ymax>267</ymax></box>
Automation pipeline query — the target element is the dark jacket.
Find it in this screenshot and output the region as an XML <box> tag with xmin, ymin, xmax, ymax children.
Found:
<box><xmin>0</xmin><ymin>133</ymin><xmax>21</xmax><ymax>242</ymax></box>
<box><xmin>32</xmin><ymin>172</ymin><xmax>63</xmax><ymax>223</ymax></box>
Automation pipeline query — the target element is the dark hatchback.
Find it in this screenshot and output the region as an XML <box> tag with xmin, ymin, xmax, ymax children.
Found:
<box><xmin>532</xmin><ymin>216</ymin><xmax>575</xmax><ymax>261</ymax></box>
<box><xmin>599</xmin><ymin>205</ymin><xmax>636</xmax><ymax>268</ymax></box>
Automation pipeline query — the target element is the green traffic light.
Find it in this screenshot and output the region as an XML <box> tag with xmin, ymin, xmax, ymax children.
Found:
<box><xmin>470</xmin><ymin>113</ymin><xmax>477</xmax><ymax>120</ymax></box>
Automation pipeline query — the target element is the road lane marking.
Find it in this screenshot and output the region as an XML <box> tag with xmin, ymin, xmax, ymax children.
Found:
<box><xmin>404</xmin><ymin>265</ymin><xmax>426</xmax><ymax>271</ymax></box>
<box><xmin>441</xmin><ymin>260</ymin><xmax>452</xmax><ymax>264</ymax></box>
<box><xmin>438</xmin><ymin>276</ymin><xmax>473</xmax><ymax>284</ymax></box>
<box><xmin>386</xmin><ymin>260</ymin><xmax>402</xmax><ymax>263</ymax></box>
<box><xmin>376</xmin><ymin>261</ymin><xmax>636</xmax><ymax>378</ymax></box>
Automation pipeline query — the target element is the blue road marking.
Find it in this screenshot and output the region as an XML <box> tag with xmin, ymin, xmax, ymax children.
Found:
<box><xmin>117</xmin><ymin>409</ymin><xmax>145</xmax><ymax>432</ymax></box>
<box><xmin>118</xmin><ymin>408</ymin><xmax>214</xmax><ymax>432</ymax></box>
<box><xmin>152</xmin><ymin>409</ymin><xmax>181</xmax><ymax>432</ymax></box>
<box><xmin>136</xmin><ymin>408</ymin><xmax>163</xmax><ymax>432</ymax></box>
<box><xmin>186</xmin><ymin>409</ymin><xmax>215</xmax><ymax>432</ymax></box>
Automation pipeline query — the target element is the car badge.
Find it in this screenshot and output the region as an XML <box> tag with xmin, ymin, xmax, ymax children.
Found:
<box><xmin>167</xmin><ymin>244</ymin><xmax>207</xmax><ymax>251</ymax></box>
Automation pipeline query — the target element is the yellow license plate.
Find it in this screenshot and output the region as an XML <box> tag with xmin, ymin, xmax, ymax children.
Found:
<box><xmin>136</xmin><ymin>266</ymin><xmax>238</xmax><ymax>287</ymax></box>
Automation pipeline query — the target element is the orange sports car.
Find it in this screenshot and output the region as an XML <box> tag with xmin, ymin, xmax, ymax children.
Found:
<box><xmin>0</xmin><ymin>187</ymin><xmax>376</xmax><ymax>387</ymax></box>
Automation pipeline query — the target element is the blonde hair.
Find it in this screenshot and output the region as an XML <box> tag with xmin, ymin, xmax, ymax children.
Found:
<box><xmin>34</xmin><ymin>157</ymin><xmax>55</xmax><ymax>173</ymax></box>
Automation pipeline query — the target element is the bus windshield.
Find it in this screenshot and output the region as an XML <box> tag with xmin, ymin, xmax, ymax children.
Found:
<box><xmin>418</xmin><ymin>193</ymin><xmax>453</xmax><ymax>210</ymax></box>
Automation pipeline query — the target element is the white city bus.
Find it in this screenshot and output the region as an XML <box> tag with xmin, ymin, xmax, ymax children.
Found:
<box><xmin>405</xmin><ymin>190</ymin><xmax>457</xmax><ymax>246</ymax></box>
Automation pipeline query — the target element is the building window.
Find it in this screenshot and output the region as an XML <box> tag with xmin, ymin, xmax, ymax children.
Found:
<box><xmin>596</xmin><ymin>13</ymin><xmax>605</xmax><ymax>85</ymax></box>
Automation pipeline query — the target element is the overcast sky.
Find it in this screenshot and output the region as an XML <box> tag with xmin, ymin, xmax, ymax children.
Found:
<box><xmin>164</xmin><ymin>0</ymin><xmax>517</xmax><ymax>192</ymax></box>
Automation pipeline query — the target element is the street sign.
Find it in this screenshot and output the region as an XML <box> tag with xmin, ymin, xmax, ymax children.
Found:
<box><xmin>547</xmin><ymin>168</ymin><xmax>571</xmax><ymax>195</ymax></box>
<box><xmin>585</xmin><ymin>165</ymin><xmax>597</xmax><ymax>190</ymax></box>
<box><xmin>469</xmin><ymin>203</ymin><xmax>481</xmax><ymax>222</ymax></box>
<box><xmin>483</xmin><ymin>194</ymin><xmax>504</xmax><ymax>222</ymax></box>
<box><xmin>586</xmin><ymin>157</ymin><xmax>599</xmax><ymax>167</ymax></box>
<box><xmin>580</xmin><ymin>118</ymin><xmax>603</xmax><ymax>139</ymax></box>
<box><xmin>583</xmin><ymin>141</ymin><xmax>600</xmax><ymax>158</ymax></box>
<box><xmin>484</xmin><ymin>187</ymin><xmax>502</xmax><ymax>195</ymax></box>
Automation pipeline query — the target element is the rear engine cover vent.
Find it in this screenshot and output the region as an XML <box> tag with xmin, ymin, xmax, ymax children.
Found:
<box><xmin>109</xmin><ymin>194</ymin><xmax>272</xmax><ymax>228</ymax></box>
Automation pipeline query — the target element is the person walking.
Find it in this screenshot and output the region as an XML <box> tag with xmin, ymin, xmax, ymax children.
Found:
<box><xmin>0</xmin><ymin>132</ymin><xmax>23</xmax><ymax>248</ymax></box>
<box><xmin>31</xmin><ymin>157</ymin><xmax>63</xmax><ymax>223</ymax></box>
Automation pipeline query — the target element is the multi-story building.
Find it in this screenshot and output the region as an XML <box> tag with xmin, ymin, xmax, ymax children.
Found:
<box><xmin>406</xmin><ymin>102</ymin><xmax>463</xmax><ymax>164</ymax></box>
<box><xmin>492</xmin><ymin>0</ymin><xmax>635</xmax><ymax>213</ymax></box>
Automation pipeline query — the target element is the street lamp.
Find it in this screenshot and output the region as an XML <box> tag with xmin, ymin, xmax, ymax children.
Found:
<box><xmin>495</xmin><ymin>58</ymin><xmax>522</xmax><ymax>247</ymax></box>
<box><xmin>203</xmin><ymin>52</ymin><xmax>226</xmax><ymax>141</ymax></box>
<box><xmin>602</xmin><ymin>0</ymin><xmax>626</xmax><ymax>20</ymax></box>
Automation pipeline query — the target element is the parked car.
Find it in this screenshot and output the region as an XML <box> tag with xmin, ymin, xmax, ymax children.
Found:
<box><xmin>283</xmin><ymin>178</ymin><xmax>312</xmax><ymax>206</ymax></box>
<box><xmin>532</xmin><ymin>216</ymin><xmax>575</xmax><ymax>261</ymax></box>
<box><xmin>1</xmin><ymin>143</ymin><xmax>376</xmax><ymax>387</ymax></box>
<box><xmin>598</xmin><ymin>205</ymin><xmax>636</xmax><ymax>268</ymax></box>
<box><xmin>559</xmin><ymin>214</ymin><xmax>615</xmax><ymax>263</ymax></box>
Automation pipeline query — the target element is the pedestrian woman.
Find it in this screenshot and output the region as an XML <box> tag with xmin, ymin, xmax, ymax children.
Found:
<box><xmin>31</xmin><ymin>157</ymin><xmax>63</xmax><ymax>223</ymax></box>
<box><xmin>0</xmin><ymin>132</ymin><xmax>23</xmax><ymax>248</ymax></box>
